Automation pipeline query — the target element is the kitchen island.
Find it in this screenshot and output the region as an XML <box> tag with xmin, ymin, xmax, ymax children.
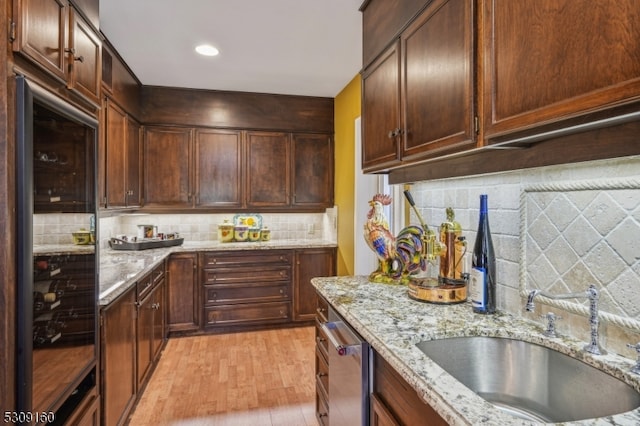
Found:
<box><xmin>312</xmin><ymin>276</ymin><xmax>640</xmax><ymax>426</ymax></box>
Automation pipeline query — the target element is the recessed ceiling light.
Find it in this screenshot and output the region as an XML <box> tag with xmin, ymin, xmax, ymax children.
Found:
<box><xmin>195</xmin><ymin>44</ymin><xmax>219</xmax><ymax>56</ymax></box>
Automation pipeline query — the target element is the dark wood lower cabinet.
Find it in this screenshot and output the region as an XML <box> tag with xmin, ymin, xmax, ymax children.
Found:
<box><xmin>315</xmin><ymin>295</ymin><xmax>330</xmax><ymax>425</ymax></box>
<box><xmin>167</xmin><ymin>253</ymin><xmax>199</xmax><ymax>333</ymax></box>
<box><xmin>294</xmin><ymin>248</ymin><xmax>337</xmax><ymax>322</ymax></box>
<box><xmin>101</xmin><ymin>289</ymin><xmax>136</xmax><ymax>426</ymax></box>
<box><xmin>372</xmin><ymin>351</ymin><xmax>448</xmax><ymax>426</ymax></box>
<box><xmin>200</xmin><ymin>250</ymin><xmax>292</xmax><ymax>332</ymax></box>
<box><xmin>101</xmin><ymin>262</ymin><xmax>166</xmax><ymax>426</ymax></box>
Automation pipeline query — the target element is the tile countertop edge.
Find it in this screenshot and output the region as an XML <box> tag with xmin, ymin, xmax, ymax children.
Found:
<box><xmin>311</xmin><ymin>275</ymin><xmax>640</xmax><ymax>426</ymax></box>
<box><xmin>98</xmin><ymin>239</ymin><xmax>337</xmax><ymax>306</ymax></box>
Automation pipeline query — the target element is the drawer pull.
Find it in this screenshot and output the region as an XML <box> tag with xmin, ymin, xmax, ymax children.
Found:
<box><xmin>316</xmin><ymin>372</ymin><xmax>327</xmax><ymax>379</ymax></box>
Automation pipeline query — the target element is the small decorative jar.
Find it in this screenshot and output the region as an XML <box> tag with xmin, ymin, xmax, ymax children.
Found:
<box><xmin>260</xmin><ymin>227</ymin><xmax>271</xmax><ymax>242</ymax></box>
<box><xmin>248</xmin><ymin>227</ymin><xmax>261</xmax><ymax>242</ymax></box>
<box><xmin>218</xmin><ymin>220</ymin><xmax>235</xmax><ymax>243</ymax></box>
<box><xmin>234</xmin><ymin>225</ymin><xmax>249</xmax><ymax>242</ymax></box>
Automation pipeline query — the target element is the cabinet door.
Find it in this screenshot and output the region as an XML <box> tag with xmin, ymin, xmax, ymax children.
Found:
<box><xmin>13</xmin><ymin>0</ymin><xmax>68</xmax><ymax>80</ymax></box>
<box><xmin>151</xmin><ymin>278</ymin><xmax>166</xmax><ymax>360</ymax></box>
<box><xmin>362</xmin><ymin>42</ymin><xmax>401</xmax><ymax>172</ymax></box>
<box><xmin>136</xmin><ymin>287</ymin><xmax>153</xmax><ymax>388</ymax></box>
<box><xmin>126</xmin><ymin>117</ymin><xmax>142</xmax><ymax>207</ymax></box>
<box><xmin>167</xmin><ymin>253</ymin><xmax>199</xmax><ymax>333</ymax></box>
<box><xmin>483</xmin><ymin>0</ymin><xmax>640</xmax><ymax>140</ymax></box>
<box><xmin>101</xmin><ymin>289</ymin><xmax>136</xmax><ymax>426</ymax></box>
<box><xmin>294</xmin><ymin>248</ymin><xmax>336</xmax><ymax>322</ymax></box>
<box><xmin>400</xmin><ymin>0</ymin><xmax>475</xmax><ymax>159</ymax></box>
<box><xmin>246</xmin><ymin>131</ymin><xmax>291</xmax><ymax>207</ymax></box>
<box><xmin>67</xmin><ymin>7</ymin><xmax>101</xmax><ymax>104</ymax></box>
<box><xmin>104</xmin><ymin>99</ymin><xmax>127</xmax><ymax>208</ymax></box>
<box><xmin>292</xmin><ymin>134</ymin><xmax>334</xmax><ymax>209</ymax></box>
<box><xmin>144</xmin><ymin>127</ymin><xmax>193</xmax><ymax>208</ymax></box>
<box><xmin>137</xmin><ymin>279</ymin><xmax>164</xmax><ymax>388</ymax></box>
<box><xmin>194</xmin><ymin>129</ymin><xmax>243</xmax><ymax>208</ymax></box>
<box><xmin>373</xmin><ymin>351</ymin><xmax>448</xmax><ymax>425</ymax></box>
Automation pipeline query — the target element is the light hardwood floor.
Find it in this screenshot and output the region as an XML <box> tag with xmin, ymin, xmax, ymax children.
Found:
<box><xmin>128</xmin><ymin>326</ymin><xmax>318</xmax><ymax>426</ymax></box>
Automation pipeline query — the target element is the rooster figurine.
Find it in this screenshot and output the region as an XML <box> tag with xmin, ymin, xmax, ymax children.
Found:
<box><xmin>364</xmin><ymin>194</ymin><xmax>427</xmax><ymax>284</ymax></box>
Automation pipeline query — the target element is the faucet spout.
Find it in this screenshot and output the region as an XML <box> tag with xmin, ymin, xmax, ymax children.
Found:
<box><xmin>524</xmin><ymin>284</ymin><xmax>606</xmax><ymax>355</ymax></box>
<box><xmin>525</xmin><ymin>289</ymin><xmax>541</xmax><ymax>311</ymax></box>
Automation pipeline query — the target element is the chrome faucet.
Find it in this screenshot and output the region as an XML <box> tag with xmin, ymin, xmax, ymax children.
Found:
<box><xmin>526</xmin><ymin>284</ymin><xmax>606</xmax><ymax>355</ymax></box>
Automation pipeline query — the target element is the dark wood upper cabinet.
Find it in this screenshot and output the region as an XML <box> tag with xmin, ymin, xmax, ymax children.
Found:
<box><xmin>126</xmin><ymin>117</ymin><xmax>142</xmax><ymax>207</ymax></box>
<box><xmin>143</xmin><ymin>126</ymin><xmax>193</xmax><ymax>208</ymax></box>
<box><xmin>362</xmin><ymin>0</ymin><xmax>475</xmax><ymax>172</ymax></box>
<box><xmin>13</xmin><ymin>0</ymin><xmax>68</xmax><ymax>81</ymax></box>
<box><xmin>362</xmin><ymin>42</ymin><xmax>402</xmax><ymax>171</ymax></box>
<box><xmin>292</xmin><ymin>133</ymin><xmax>334</xmax><ymax>208</ymax></box>
<box><xmin>13</xmin><ymin>0</ymin><xmax>101</xmax><ymax>105</ymax></box>
<box><xmin>67</xmin><ymin>7</ymin><xmax>101</xmax><ymax>104</ymax></box>
<box><xmin>361</xmin><ymin>0</ymin><xmax>431</xmax><ymax>68</ymax></box>
<box><xmin>194</xmin><ymin>129</ymin><xmax>243</xmax><ymax>209</ymax></box>
<box><xmin>400</xmin><ymin>0</ymin><xmax>475</xmax><ymax>160</ymax></box>
<box><xmin>104</xmin><ymin>98</ymin><xmax>127</xmax><ymax>208</ymax></box>
<box><xmin>483</xmin><ymin>0</ymin><xmax>640</xmax><ymax>142</ymax></box>
<box><xmin>246</xmin><ymin>131</ymin><xmax>291</xmax><ymax>208</ymax></box>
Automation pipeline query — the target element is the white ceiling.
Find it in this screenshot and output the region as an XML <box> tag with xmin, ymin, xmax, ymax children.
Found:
<box><xmin>99</xmin><ymin>0</ymin><xmax>363</xmax><ymax>98</ymax></box>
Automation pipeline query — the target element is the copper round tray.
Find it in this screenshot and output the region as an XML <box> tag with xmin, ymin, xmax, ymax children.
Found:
<box><xmin>407</xmin><ymin>278</ymin><xmax>467</xmax><ymax>304</ymax></box>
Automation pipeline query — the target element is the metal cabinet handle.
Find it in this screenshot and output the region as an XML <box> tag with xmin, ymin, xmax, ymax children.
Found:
<box><xmin>388</xmin><ymin>128</ymin><xmax>402</xmax><ymax>139</ymax></box>
<box><xmin>320</xmin><ymin>321</ymin><xmax>361</xmax><ymax>356</ymax></box>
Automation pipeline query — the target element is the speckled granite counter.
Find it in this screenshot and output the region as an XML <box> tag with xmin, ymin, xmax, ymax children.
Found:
<box><xmin>312</xmin><ymin>276</ymin><xmax>640</xmax><ymax>426</ymax></box>
<box><xmin>99</xmin><ymin>239</ymin><xmax>336</xmax><ymax>306</ymax></box>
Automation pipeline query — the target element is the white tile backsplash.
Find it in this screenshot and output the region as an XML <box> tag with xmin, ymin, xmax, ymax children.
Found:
<box><xmin>98</xmin><ymin>210</ymin><xmax>337</xmax><ymax>248</ymax></box>
<box><xmin>408</xmin><ymin>155</ymin><xmax>640</xmax><ymax>355</ymax></box>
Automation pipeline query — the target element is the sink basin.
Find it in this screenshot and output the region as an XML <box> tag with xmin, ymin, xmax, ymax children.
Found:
<box><xmin>416</xmin><ymin>336</ymin><xmax>640</xmax><ymax>422</ymax></box>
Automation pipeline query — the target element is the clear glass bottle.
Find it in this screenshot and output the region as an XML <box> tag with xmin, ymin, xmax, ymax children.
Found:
<box><xmin>470</xmin><ymin>194</ymin><xmax>496</xmax><ymax>314</ymax></box>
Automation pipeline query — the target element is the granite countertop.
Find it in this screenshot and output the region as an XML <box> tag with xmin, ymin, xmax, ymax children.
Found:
<box><xmin>98</xmin><ymin>239</ymin><xmax>336</xmax><ymax>306</ymax></box>
<box><xmin>311</xmin><ymin>275</ymin><xmax>640</xmax><ymax>426</ymax></box>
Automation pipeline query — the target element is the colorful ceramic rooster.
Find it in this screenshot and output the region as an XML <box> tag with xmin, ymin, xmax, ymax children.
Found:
<box><xmin>364</xmin><ymin>194</ymin><xmax>427</xmax><ymax>284</ymax></box>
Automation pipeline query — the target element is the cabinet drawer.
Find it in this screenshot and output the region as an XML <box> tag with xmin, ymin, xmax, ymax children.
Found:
<box><xmin>316</xmin><ymin>381</ymin><xmax>330</xmax><ymax>426</ymax></box>
<box><xmin>316</xmin><ymin>295</ymin><xmax>329</xmax><ymax>323</ymax></box>
<box><xmin>136</xmin><ymin>273</ymin><xmax>153</xmax><ymax>301</ymax></box>
<box><xmin>204</xmin><ymin>282</ymin><xmax>289</xmax><ymax>305</ymax></box>
<box><xmin>200</xmin><ymin>250</ymin><xmax>292</xmax><ymax>267</ymax></box>
<box><xmin>315</xmin><ymin>346</ymin><xmax>329</xmax><ymax>397</ymax></box>
<box><xmin>204</xmin><ymin>302</ymin><xmax>290</xmax><ymax>327</ymax></box>
<box><xmin>137</xmin><ymin>263</ymin><xmax>165</xmax><ymax>300</ymax></box>
<box><xmin>315</xmin><ymin>318</ymin><xmax>329</xmax><ymax>361</ymax></box>
<box><xmin>203</xmin><ymin>266</ymin><xmax>290</xmax><ymax>284</ymax></box>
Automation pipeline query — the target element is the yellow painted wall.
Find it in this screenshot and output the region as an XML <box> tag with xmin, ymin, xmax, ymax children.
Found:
<box><xmin>334</xmin><ymin>74</ymin><xmax>361</xmax><ymax>275</ymax></box>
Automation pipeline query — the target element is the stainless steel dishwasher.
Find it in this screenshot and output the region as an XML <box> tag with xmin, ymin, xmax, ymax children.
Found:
<box><xmin>320</xmin><ymin>306</ymin><xmax>370</xmax><ymax>426</ymax></box>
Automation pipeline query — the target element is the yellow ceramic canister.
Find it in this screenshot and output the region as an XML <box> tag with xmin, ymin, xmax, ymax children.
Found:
<box><xmin>248</xmin><ymin>227</ymin><xmax>261</xmax><ymax>242</ymax></box>
<box><xmin>218</xmin><ymin>220</ymin><xmax>235</xmax><ymax>243</ymax></box>
<box><xmin>260</xmin><ymin>227</ymin><xmax>271</xmax><ymax>241</ymax></box>
<box><xmin>234</xmin><ymin>225</ymin><xmax>249</xmax><ymax>242</ymax></box>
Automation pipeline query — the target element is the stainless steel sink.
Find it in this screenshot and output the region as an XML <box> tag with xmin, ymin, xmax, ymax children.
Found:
<box><xmin>416</xmin><ymin>336</ymin><xmax>640</xmax><ymax>423</ymax></box>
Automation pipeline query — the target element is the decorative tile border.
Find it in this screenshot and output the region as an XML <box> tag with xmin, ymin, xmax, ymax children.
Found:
<box><xmin>520</xmin><ymin>178</ymin><xmax>640</xmax><ymax>332</ymax></box>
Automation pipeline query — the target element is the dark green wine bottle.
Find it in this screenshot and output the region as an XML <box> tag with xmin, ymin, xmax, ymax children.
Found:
<box><xmin>470</xmin><ymin>194</ymin><xmax>496</xmax><ymax>314</ymax></box>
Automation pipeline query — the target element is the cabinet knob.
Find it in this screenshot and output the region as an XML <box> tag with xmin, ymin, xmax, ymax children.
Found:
<box><xmin>388</xmin><ymin>128</ymin><xmax>402</xmax><ymax>139</ymax></box>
